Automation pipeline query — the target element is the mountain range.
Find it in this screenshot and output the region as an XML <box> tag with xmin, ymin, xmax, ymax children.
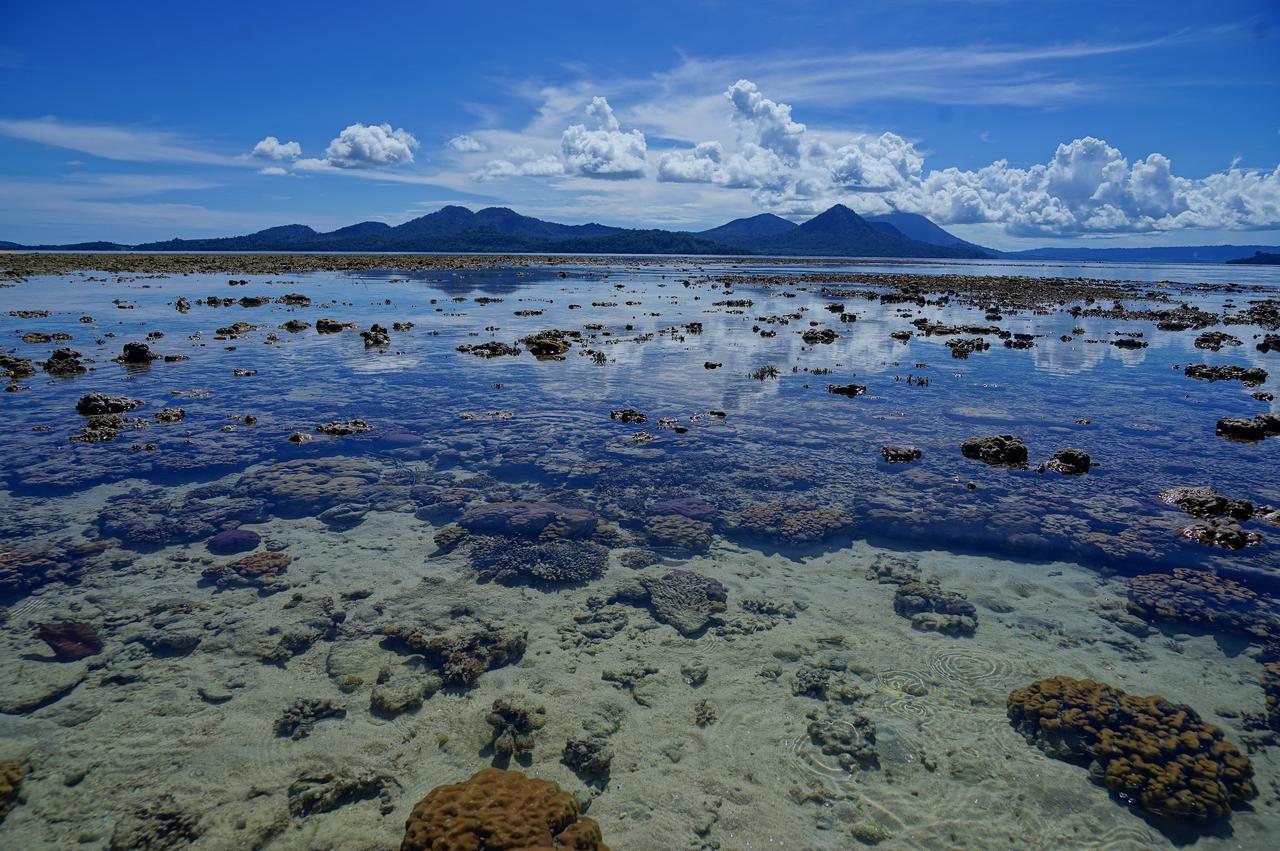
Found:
<box><xmin>3</xmin><ymin>205</ymin><xmax>1277</xmax><ymax>263</ymax></box>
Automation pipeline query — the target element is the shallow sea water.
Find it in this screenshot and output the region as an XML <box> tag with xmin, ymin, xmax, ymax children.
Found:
<box><xmin>0</xmin><ymin>259</ymin><xmax>1277</xmax><ymax>849</ymax></box>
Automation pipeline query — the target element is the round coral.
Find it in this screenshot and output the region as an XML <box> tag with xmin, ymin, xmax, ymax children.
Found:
<box><xmin>1008</xmin><ymin>676</ymin><xmax>1255</xmax><ymax>821</ymax></box>
<box><xmin>400</xmin><ymin>768</ymin><xmax>608</xmax><ymax>850</ymax></box>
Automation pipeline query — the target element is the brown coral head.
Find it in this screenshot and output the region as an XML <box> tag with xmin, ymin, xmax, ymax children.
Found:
<box><xmin>37</xmin><ymin>621</ymin><xmax>103</xmax><ymax>661</ymax></box>
<box><xmin>400</xmin><ymin>767</ymin><xmax>608</xmax><ymax>850</ymax></box>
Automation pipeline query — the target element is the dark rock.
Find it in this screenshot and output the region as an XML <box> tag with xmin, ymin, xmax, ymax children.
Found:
<box><xmin>76</xmin><ymin>393</ymin><xmax>142</xmax><ymax>416</ymax></box>
<box><xmin>826</xmin><ymin>383</ymin><xmax>866</xmax><ymax>397</ymax></box>
<box><xmin>1184</xmin><ymin>364</ymin><xmax>1268</xmax><ymax>386</ymax></box>
<box><xmin>206</xmin><ymin>528</ymin><xmax>261</xmax><ymax>556</ymax></box>
<box><xmin>114</xmin><ymin>341</ymin><xmax>158</xmax><ymax>364</ymax></box>
<box><xmin>881</xmin><ymin>445</ymin><xmax>922</xmax><ymax>464</ymax></box>
<box><xmin>961</xmin><ymin>434</ymin><xmax>1028</xmax><ymax>467</ymax></box>
<box><xmin>1039</xmin><ymin>448</ymin><xmax>1091</xmax><ymax>475</ymax></box>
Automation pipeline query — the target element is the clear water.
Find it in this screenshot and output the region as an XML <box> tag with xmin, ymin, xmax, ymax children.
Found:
<box><xmin>0</xmin><ymin>259</ymin><xmax>1277</xmax><ymax>849</ymax></box>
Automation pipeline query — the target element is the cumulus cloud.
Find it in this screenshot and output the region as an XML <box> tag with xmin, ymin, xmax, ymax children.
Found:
<box><xmin>321</xmin><ymin>123</ymin><xmax>419</xmax><ymax>168</ymax></box>
<box><xmin>476</xmin><ymin>147</ymin><xmax>565</xmax><ymax>180</ymax></box>
<box><xmin>650</xmin><ymin>79</ymin><xmax>1280</xmax><ymax>236</ymax></box>
<box><xmin>251</xmin><ymin>136</ymin><xmax>301</xmax><ymax>161</ymax></box>
<box><xmin>560</xmin><ymin>96</ymin><xmax>647</xmax><ymax>179</ymax></box>
<box><xmin>449</xmin><ymin>134</ymin><xmax>486</xmax><ymax>152</ymax></box>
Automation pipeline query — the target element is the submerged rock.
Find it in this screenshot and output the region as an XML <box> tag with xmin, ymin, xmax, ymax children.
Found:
<box><xmin>468</xmin><ymin>536</ymin><xmax>609</xmax><ymax>585</ymax></box>
<box><xmin>205</xmin><ymin>528</ymin><xmax>261</xmax><ymax>556</ymax></box>
<box><xmin>274</xmin><ymin>698</ymin><xmax>346</xmax><ymax>740</ymax></box>
<box><xmin>486</xmin><ymin>698</ymin><xmax>545</xmax><ymax>760</ymax></box>
<box><xmin>892</xmin><ymin>581</ymin><xmax>977</xmax><ymax>636</ymax></box>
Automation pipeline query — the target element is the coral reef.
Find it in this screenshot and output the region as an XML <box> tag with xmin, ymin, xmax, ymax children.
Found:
<box><xmin>460</xmin><ymin>500</ymin><xmax>596</xmax><ymax>539</ymax></box>
<box><xmin>37</xmin><ymin>621</ymin><xmax>103</xmax><ymax>661</ymax></box>
<box><xmin>735</xmin><ymin>500</ymin><xmax>853</xmax><ymax>545</ymax></box>
<box><xmin>893</xmin><ymin>581</ymin><xmax>977</xmax><ymax>636</ymax></box>
<box><xmin>486</xmin><ymin>699</ymin><xmax>546</xmax><ymax>760</ymax></box>
<box><xmin>235</xmin><ymin>458</ymin><xmax>383</xmax><ymax>518</ymax></box>
<box><xmin>106</xmin><ymin>795</ymin><xmax>201</xmax><ymax>850</ymax></box>
<box><xmin>274</xmin><ymin>698</ymin><xmax>347</xmax><ymax>740</ymax></box>
<box><xmin>202</xmin><ymin>551</ymin><xmax>292</xmax><ymax>592</ymax></box>
<box><xmin>563</xmin><ymin>737</ymin><xmax>613</xmax><ymax>786</ymax></box>
<box><xmin>1007</xmin><ymin>676</ymin><xmax>1256</xmax><ymax>821</ymax></box>
<box><xmin>1126</xmin><ymin>568</ymin><xmax>1276</xmax><ymax>638</ymax></box>
<box><xmin>961</xmin><ymin>434</ymin><xmax>1028</xmax><ymax>467</ymax></box>
<box><xmin>96</xmin><ymin>487</ymin><xmax>265</xmax><ymax>550</ymax></box>
<box><xmin>468</xmin><ymin>536</ymin><xmax>609</xmax><ymax>585</ymax></box>
<box><xmin>612</xmin><ymin>570</ymin><xmax>728</xmax><ymax>636</ymax></box>
<box><xmin>288</xmin><ymin>770</ymin><xmax>398</xmax><ymax>817</ymax></box>
<box><xmin>381</xmin><ymin>623</ymin><xmax>527</xmax><ymax>687</ymax></box>
<box><xmin>399</xmin><ymin>768</ymin><xmax>608</xmax><ymax>850</ymax></box>
<box><xmin>807</xmin><ymin>705</ymin><xmax>879</xmax><ymax>770</ymax></box>
<box><xmin>644</xmin><ymin>513</ymin><xmax>713</xmax><ymax>550</ymax></box>
<box><xmin>0</xmin><ymin>761</ymin><xmax>24</xmax><ymax>822</ymax></box>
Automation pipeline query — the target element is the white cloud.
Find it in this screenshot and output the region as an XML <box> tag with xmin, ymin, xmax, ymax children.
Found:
<box><xmin>0</xmin><ymin>116</ymin><xmax>241</xmax><ymax>165</ymax></box>
<box><xmin>645</xmin><ymin>79</ymin><xmax>1280</xmax><ymax>236</ymax></box>
<box><xmin>251</xmin><ymin>135</ymin><xmax>301</xmax><ymax>160</ymax></box>
<box><xmin>725</xmin><ymin>80</ymin><xmax>806</xmax><ymax>162</ymax></box>
<box><xmin>322</xmin><ymin>122</ymin><xmax>419</xmax><ymax>168</ymax></box>
<box><xmin>560</xmin><ymin>97</ymin><xmax>647</xmax><ymax>179</ymax></box>
<box><xmin>449</xmin><ymin>134</ymin><xmax>486</xmax><ymax>152</ymax></box>
<box><xmin>257</xmin><ymin>166</ymin><xmax>289</xmax><ymax>176</ymax></box>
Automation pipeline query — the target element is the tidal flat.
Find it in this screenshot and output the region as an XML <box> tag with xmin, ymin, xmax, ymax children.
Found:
<box><xmin>1</xmin><ymin>253</ymin><xmax>1278</xmax><ymax>849</ymax></box>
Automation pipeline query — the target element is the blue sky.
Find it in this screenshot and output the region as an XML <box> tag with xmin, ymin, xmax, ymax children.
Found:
<box><xmin>1</xmin><ymin>0</ymin><xmax>1278</xmax><ymax>248</ymax></box>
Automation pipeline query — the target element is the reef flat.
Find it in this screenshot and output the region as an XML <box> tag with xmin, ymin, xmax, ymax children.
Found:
<box><xmin>0</xmin><ymin>257</ymin><xmax>1277</xmax><ymax>849</ymax></box>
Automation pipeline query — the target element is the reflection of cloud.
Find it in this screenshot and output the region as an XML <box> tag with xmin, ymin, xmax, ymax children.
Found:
<box><xmin>1029</xmin><ymin>338</ymin><xmax>1107</xmax><ymax>376</ymax></box>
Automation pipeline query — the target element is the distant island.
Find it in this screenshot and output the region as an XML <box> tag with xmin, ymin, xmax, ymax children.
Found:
<box><xmin>1227</xmin><ymin>251</ymin><xmax>1280</xmax><ymax>265</ymax></box>
<box><xmin>4</xmin><ymin>204</ymin><xmax>1278</xmax><ymax>263</ymax></box>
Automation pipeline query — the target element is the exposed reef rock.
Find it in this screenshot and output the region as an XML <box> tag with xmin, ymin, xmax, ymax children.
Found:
<box><xmin>961</xmin><ymin>434</ymin><xmax>1028</xmax><ymax>467</ymax></box>
<box><xmin>1194</xmin><ymin>331</ymin><xmax>1242</xmax><ymax>351</ymax></box>
<box><xmin>1184</xmin><ymin>364</ymin><xmax>1268</xmax><ymax>386</ymax></box>
<box><xmin>881</xmin><ymin>444</ymin><xmax>922</xmax><ymax>464</ymax></box>
<box><xmin>114</xmin><ymin>341</ymin><xmax>158</xmax><ymax>365</ymax></box>
<box><xmin>76</xmin><ymin>392</ymin><xmax>142</xmax><ymax>416</ymax></box>
<box><xmin>315</xmin><ymin>419</ymin><xmax>374</xmax><ymax>436</ymax></box>
<box><xmin>40</xmin><ymin>347</ymin><xmax>85</xmax><ymax>376</ymax></box>
<box><xmin>399</xmin><ymin>768</ymin><xmax>608</xmax><ymax>850</ymax></box>
<box><xmin>457</xmin><ymin>340</ymin><xmax>521</xmax><ymax>358</ymax></box>
<box><xmin>1216</xmin><ymin>413</ymin><xmax>1280</xmax><ymax>441</ymax></box>
<box><xmin>1039</xmin><ymin>448</ymin><xmax>1091</xmax><ymax>475</ymax></box>
<box><xmin>1126</xmin><ymin>568</ymin><xmax>1276</xmax><ymax>639</ymax></box>
<box><xmin>1007</xmin><ymin>676</ymin><xmax>1255</xmax><ymax>822</ymax></box>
